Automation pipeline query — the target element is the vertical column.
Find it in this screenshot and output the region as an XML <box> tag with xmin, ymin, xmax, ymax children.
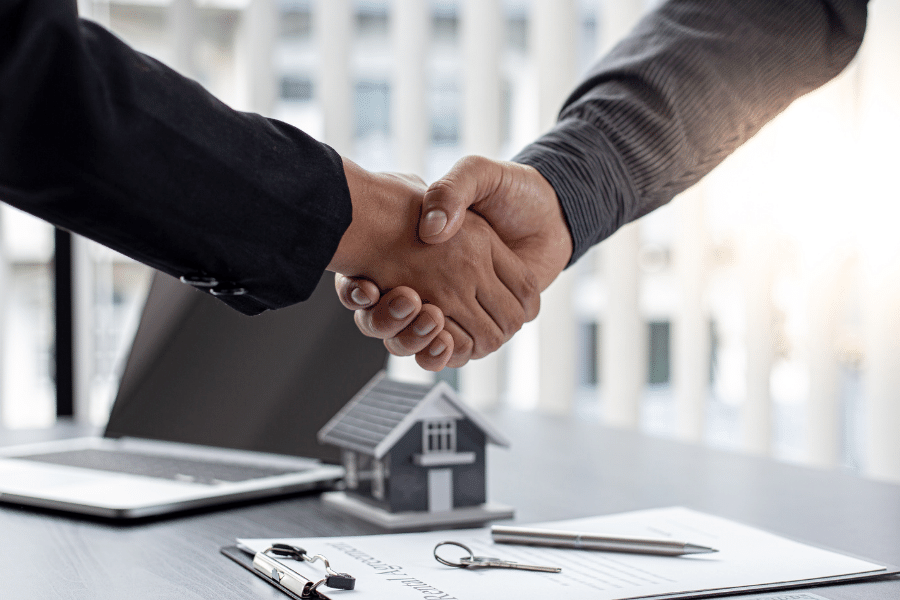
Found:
<box><xmin>863</xmin><ymin>265</ymin><xmax>900</xmax><ymax>482</ymax></box>
<box><xmin>858</xmin><ymin>0</ymin><xmax>900</xmax><ymax>483</ymax></box>
<box><xmin>804</xmin><ymin>262</ymin><xmax>844</xmax><ymax>468</ymax></box>
<box><xmin>601</xmin><ymin>223</ymin><xmax>645</xmax><ymax>427</ymax></box>
<box><xmin>458</xmin><ymin>0</ymin><xmax>504</xmax><ymax>409</ymax></box>
<box><xmin>532</xmin><ymin>0</ymin><xmax>579</xmax><ymax>414</ymax></box>
<box><xmin>317</xmin><ymin>0</ymin><xmax>354</xmax><ymax>155</ymax></box>
<box><xmin>236</xmin><ymin>0</ymin><xmax>278</xmax><ymax>115</ymax></box>
<box><xmin>596</xmin><ymin>0</ymin><xmax>646</xmax><ymax>428</ymax></box>
<box><xmin>740</xmin><ymin>230</ymin><xmax>775</xmax><ymax>455</ymax></box>
<box><xmin>461</xmin><ymin>0</ymin><xmax>502</xmax><ymax>157</ymax></box>
<box><xmin>73</xmin><ymin>0</ymin><xmax>103</xmax><ymax>425</ymax></box>
<box><xmin>386</xmin><ymin>0</ymin><xmax>435</xmax><ymax>385</ymax></box>
<box><xmin>169</xmin><ymin>0</ymin><xmax>197</xmax><ymax>78</ymax></box>
<box><xmin>392</xmin><ymin>0</ymin><xmax>429</xmax><ymax>175</ymax></box>
<box><xmin>72</xmin><ymin>237</ymin><xmax>95</xmax><ymax>423</ymax></box>
<box><xmin>673</xmin><ymin>186</ymin><xmax>709</xmax><ymax>441</ymax></box>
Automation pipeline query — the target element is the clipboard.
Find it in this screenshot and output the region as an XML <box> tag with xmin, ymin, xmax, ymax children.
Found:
<box><xmin>221</xmin><ymin>544</ymin><xmax>354</xmax><ymax>600</ymax></box>
<box><xmin>222</xmin><ymin>545</ymin><xmax>309</xmax><ymax>600</ymax></box>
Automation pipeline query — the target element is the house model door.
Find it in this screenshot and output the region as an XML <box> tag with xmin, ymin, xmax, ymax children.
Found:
<box><xmin>428</xmin><ymin>468</ymin><xmax>452</xmax><ymax>512</ymax></box>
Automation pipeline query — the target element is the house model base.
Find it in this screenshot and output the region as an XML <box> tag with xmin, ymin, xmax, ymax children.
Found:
<box><xmin>322</xmin><ymin>491</ymin><xmax>514</xmax><ymax>530</ymax></box>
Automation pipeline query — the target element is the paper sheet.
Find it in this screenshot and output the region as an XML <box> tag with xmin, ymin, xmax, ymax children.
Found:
<box><xmin>238</xmin><ymin>507</ymin><xmax>888</xmax><ymax>600</ymax></box>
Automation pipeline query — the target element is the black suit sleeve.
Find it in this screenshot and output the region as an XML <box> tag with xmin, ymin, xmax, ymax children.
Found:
<box><xmin>513</xmin><ymin>0</ymin><xmax>868</xmax><ymax>266</ymax></box>
<box><xmin>0</xmin><ymin>0</ymin><xmax>351</xmax><ymax>315</ymax></box>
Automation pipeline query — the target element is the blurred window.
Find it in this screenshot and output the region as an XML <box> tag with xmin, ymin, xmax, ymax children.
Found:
<box><xmin>431</xmin><ymin>3</ymin><xmax>458</xmax><ymax>49</ymax></box>
<box><xmin>281</xmin><ymin>5</ymin><xmax>312</xmax><ymax>40</ymax></box>
<box><xmin>355</xmin><ymin>2</ymin><xmax>389</xmax><ymax>47</ymax></box>
<box><xmin>281</xmin><ymin>76</ymin><xmax>314</xmax><ymax>102</ymax></box>
<box><xmin>355</xmin><ymin>80</ymin><xmax>391</xmax><ymax>138</ymax></box>
<box><xmin>430</xmin><ymin>80</ymin><xmax>459</xmax><ymax>146</ymax></box>
<box><xmin>648</xmin><ymin>321</ymin><xmax>671</xmax><ymax>385</ymax></box>
<box><xmin>505</xmin><ymin>13</ymin><xmax>527</xmax><ymax>53</ymax></box>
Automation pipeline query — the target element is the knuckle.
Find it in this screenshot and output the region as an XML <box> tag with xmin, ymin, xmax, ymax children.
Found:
<box><xmin>354</xmin><ymin>311</ymin><xmax>376</xmax><ymax>338</ymax></box>
<box><xmin>416</xmin><ymin>353</ymin><xmax>439</xmax><ymax>372</ymax></box>
<box><xmin>385</xmin><ymin>337</ymin><xmax>414</xmax><ymax>357</ymax></box>
<box><xmin>528</xmin><ymin>292</ymin><xmax>541</xmax><ymax>322</ymax></box>
<box><xmin>506</xmin><ymin>307</ymin><xmax>526</xmax><ymax>336</ymax></box>
<box><xmin>454</xmin><ymin>333</ymin><xmax>474</xmax><ymax>358</ymax></box>
<box><xmin>426</xmin><ymin>178</ymin><xmax>460</xmax><ymax>203</ymax></box>
<box><xmin>521</xmin><ymin>268</ymin><xmax>539</xmax><ymax>299</ymax></box>
<box><xmin>476</xmin><ymin>328</ymin><xmax>504</xmax><ymax>358</ymax></box>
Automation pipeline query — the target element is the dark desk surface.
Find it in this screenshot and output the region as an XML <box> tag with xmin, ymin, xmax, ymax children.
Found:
<box><xmin>2</xmin><ymin>410</ymin><xmax>899</xmax><ymax>600</ymax></box>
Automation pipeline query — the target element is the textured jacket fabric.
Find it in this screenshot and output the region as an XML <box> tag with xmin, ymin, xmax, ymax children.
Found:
<box><xmin>514</xmin><ymin>0</ymin><xmax>869</xmax><ymax>266</ymax></box>
<box><xmin>0</xmin><ymin>0</ymin><xmax>869</xmax><ymax>314</ymax></box>
<box><xmin>0</xmin><ymin>0</ymin><xmax>351</xmax><ymax>315</ymax></box>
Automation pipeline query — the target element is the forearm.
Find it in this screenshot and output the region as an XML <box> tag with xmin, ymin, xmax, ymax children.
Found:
<box><xmin>514</xmin><ymin>0</ymin><xmax>868</xmax><ymax>265</ymax></box>
<box><xmin>0</xmin><ymin>0</ymin><xmax>351</xmax><ymax>314</ymax></box>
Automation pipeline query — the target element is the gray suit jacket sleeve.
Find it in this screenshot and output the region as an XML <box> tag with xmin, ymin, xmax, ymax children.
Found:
<box><xmin>513</xmin><ymin>0</ymin><xmax>868</xmax><ymax>265</ymax></box>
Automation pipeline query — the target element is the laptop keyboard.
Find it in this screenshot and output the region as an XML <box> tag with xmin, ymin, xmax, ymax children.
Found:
<box><xmin>16</xmin><ymin>449</ymin><xmax>305</xmax><ymax>485</ymax></box>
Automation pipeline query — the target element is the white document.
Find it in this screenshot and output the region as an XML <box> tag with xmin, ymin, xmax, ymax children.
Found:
<box><xmin>237</xmin><ymin>507</ymin><xmax>891</xmax><ymax>600</ymax></box>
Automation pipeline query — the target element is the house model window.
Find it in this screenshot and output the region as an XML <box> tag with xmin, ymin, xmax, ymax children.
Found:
<box><xmin>424</xmin><ymin>419</ymin><xmax>456</xmax><ymax>453</ymax></box>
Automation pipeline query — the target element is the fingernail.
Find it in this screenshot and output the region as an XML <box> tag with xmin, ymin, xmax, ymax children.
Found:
<box><xmin>429</xmin><ymin>341</ymin><xmax>447</xmax><ymax>356</ymax></box>
<box><xmin>389</xmin><ymin>297</ymin><xmax>415</xmax><ymax>320</ymax></box>
<box><xmin>420</xmin><ymin>210</ymin><xmax>448</xmax><ymax>238</ymax></box>
<box><xmin>350</xmin><ymin>287</ymin><xmax>370</xmax><ymax>306</ymax></box>
<box><xmin>413</xmin><ymin>316</ymin><xmax>437</xmax><ymax>336</ymax></box>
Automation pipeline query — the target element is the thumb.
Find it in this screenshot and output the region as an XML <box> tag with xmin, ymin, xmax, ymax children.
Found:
<box><xmin>334</xmin><ymin>273</ymin><xmax>380</xmax><ymax>310</ymax></box>
<box><xmin>419</xmin><ymin>156</ymin><xmax>500</xmax><ymax>244</ymax></box>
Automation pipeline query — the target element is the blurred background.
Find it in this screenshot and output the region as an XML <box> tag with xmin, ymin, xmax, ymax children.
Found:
<box><xmin>1</xmin><ymin>0</ymin><xmax>899</xmax><ymax>481</ymax></box>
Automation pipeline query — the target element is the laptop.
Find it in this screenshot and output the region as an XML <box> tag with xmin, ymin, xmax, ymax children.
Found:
<box><xmin>0</xmin><ymin>272</ymin><xmax>387</xmax><ymax>519</ymax></box>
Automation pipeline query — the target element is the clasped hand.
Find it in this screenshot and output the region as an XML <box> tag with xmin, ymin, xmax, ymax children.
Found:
<box><xmin>328</xmin><ymin>158</ymin><xmax>553</xmax><ymax>370</ymax></box>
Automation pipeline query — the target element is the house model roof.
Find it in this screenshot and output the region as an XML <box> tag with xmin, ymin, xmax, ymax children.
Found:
<box><xmin>317</xmin><ymin>371</ymin><xmax>510</xmax><ymax>459</ymax></box>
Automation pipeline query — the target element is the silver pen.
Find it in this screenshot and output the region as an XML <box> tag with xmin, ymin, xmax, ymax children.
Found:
<box><xmin>491</xmin><ymin>525</ymin><xmax>718</xmax><ymax>556</ymax></box>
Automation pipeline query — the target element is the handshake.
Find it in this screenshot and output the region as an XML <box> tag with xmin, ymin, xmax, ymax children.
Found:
<box><xmin>327</xmin><ymin>155</ymin><xmax>574</xmax><ymax>371</ymax></box>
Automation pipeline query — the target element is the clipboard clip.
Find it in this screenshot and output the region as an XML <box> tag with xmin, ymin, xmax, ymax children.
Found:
<box><xmin>253</xmin><ymin>543</ymin><xmax>356</xmax><ymax>598</ymax></box>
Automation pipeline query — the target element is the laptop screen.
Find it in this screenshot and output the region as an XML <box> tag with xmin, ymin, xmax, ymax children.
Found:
<box><xmin>104</xmin><ymin>273</ymin><xmax>387</xmax><ymax>463</ymax></box>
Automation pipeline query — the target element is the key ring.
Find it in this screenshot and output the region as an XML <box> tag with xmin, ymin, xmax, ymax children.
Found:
<box><xmin>433</xmin><ymin>541</ymin><xmax>475</xmax><ymax>568</ymax></box>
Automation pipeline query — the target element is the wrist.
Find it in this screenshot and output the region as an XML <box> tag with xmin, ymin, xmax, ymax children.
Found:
<box><xmin>327</xmin><ymin>158</ymin><xmax>424</xmax><ymax>281</ymax></box>
<box><xmin>328</xmin><ymin>157</ymin><xmax>379</xmax><ymax>275</ymax></box>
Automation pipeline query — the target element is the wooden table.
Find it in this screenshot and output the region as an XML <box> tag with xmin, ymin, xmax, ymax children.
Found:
<box><xmin>2</xmin><ymin>410</ymin><xmax>898</xmax><ymax>599</ymax></box>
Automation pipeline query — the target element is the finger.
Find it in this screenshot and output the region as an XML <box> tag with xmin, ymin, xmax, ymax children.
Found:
<box><xmin>414</xmin><ymin>330</ymin><xmax>454</xmax><ymax>372</ymax></box>
<box><xmin>433</xmin><ymin>220</ymin><xmax>526</xmax><ymax>358</ymax></box>
<box><xmin>420</xmin><ymin>156</ymin><xmax>501</xmax><ymax>244</ymax></box>
<box><xmin>442</xmin><ymin>318</ymin><xmax>476</xmax><ymax>368</ymax></box>
<box><xmin>446</xmin><ymin>293</ymin><xmax>507</xmax><ymax>361</ymax></box>
<box><xmin>489</xmin><ymin>235</ymin><xmax>541</xmax><ymax>323</ymax></box>
<box><xmin>354</xmin><ymin>287</ymin><xmax>422</xmax><ymax>339</ymax></box>
<box><xmin>472</xmin><ymin>268</ymin><xmax>525</xmax><ymax>354</ymax></box>
<box><xmin>334</xmin><ymin>273</ymin><xmax>381</xmax><ymax>310</ymax></box>
<box><xmin>384</xmin><ymin>304</ymin><xmax>445</xmax><ymax>357</ymax></box>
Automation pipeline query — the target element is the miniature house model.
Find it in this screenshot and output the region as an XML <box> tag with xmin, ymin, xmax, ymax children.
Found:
<box><xmin>317</xmin><ymin>372</ymin><xmax>514</xmax><ymax>529</ymax></box>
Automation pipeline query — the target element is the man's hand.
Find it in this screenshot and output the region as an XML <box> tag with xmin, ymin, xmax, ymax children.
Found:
<box><xmin>329</xmin><ymin>158</ymin><xmax>540</xmax><ymax>370</ymax></box>
<box><xmin>418</xmin><ymin>156</ymin><xmax>572</xmax><ymax>290</ymax></box>
<box><xmin>336</xmin><ymin>155</ymin><xmax>573</xmax><ymax>369</ymax></box>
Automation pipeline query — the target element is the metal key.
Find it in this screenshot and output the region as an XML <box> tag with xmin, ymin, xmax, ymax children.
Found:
<box><xmin>434</xmin><ymin>541</ymin><xmax>562</xmax><ymax>573</ymax></box>
<box><xmin>460</xmin><ymin>556</ymin><xmax>561</xmax><ymax>573</ymax></box>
